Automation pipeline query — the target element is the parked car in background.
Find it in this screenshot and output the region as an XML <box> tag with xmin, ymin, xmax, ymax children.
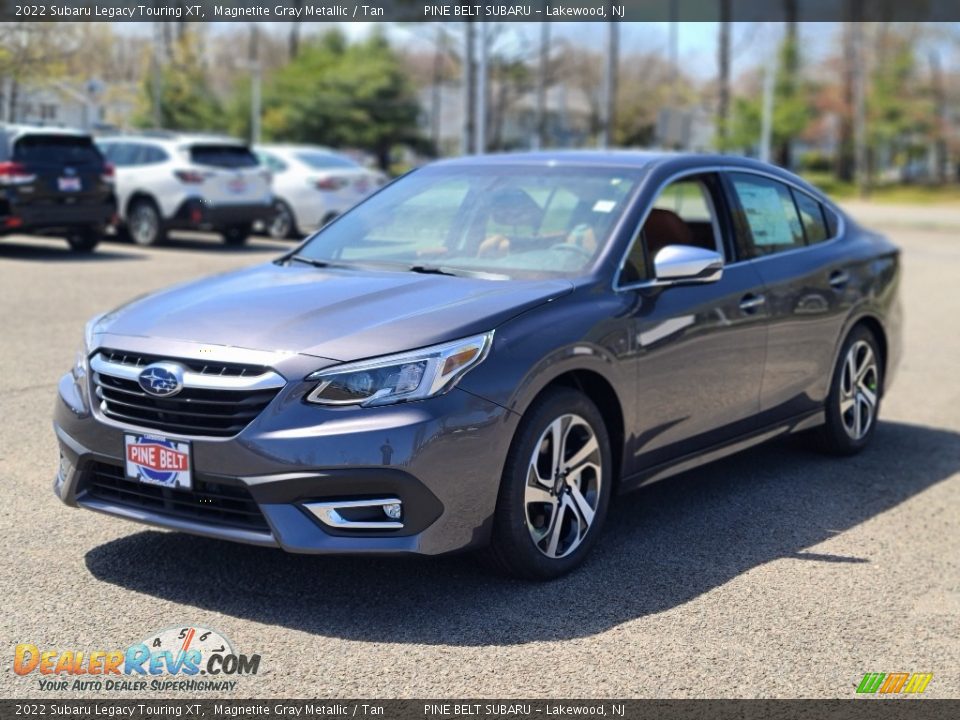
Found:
<box><xmin>0</xmin><ymin>125</ymin><xmax>116</xmax><ymax>252</ymax></box>
<box><xmin>254</xmin><ymin>144</ymin><xmax>387</xmax><ymax>239</ymax></box>
<box><xmin>55</xmin><ymin>152</ymin><xmax>901</xmax><ymax>580</ymax></box>
<box><xmin>97</xmin><ymin>133</ymin><xmax>273</xmax><ymax>247</ymax></box>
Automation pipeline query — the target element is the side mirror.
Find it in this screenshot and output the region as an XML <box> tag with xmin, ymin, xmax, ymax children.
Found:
<box><xmin>653</xmin><ymin>245</ymin><xmax>723</xmax><ymax>284</ymax></box>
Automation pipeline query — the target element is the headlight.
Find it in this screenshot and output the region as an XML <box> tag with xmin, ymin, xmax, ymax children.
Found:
<box><xmin>305</xmin><ymin>332</ymin><xmax>493</xmax><ymax>407</ymax></box>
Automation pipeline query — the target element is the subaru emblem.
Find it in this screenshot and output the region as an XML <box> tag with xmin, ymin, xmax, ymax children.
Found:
<box><xmin>138</xmin><ymin>362</ymin><xmax>185</xmax><ymax>397</ymax></box>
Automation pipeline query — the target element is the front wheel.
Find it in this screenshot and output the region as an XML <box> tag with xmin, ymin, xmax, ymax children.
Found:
<box><xmin>127</xmin><ymin>199</ymin><xmax>166</xmax><ymax>246</ymax></box>
<box><xmin>816</xmin><ymin>325</ymin><xmax>883</xmax><ymax>455</ymax></box>
<box><xmin>268</xmin><ymin>200</ymin><xmax>299</xmax><ymax>240</ymax></box>
<box><xmin>481</xmin><ymin>387</ymin><xmax>612</xmax><ymax>580</ymax></box>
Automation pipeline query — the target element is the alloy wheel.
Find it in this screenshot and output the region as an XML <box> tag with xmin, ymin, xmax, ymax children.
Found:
<box><xmin>269</xmin><ymin>202</ymin><xmax>293</xmax><ymax>239</ymax></box>
<box><xmin>524</xmin><ymin>413</ymin><xmax>603</xmax><ymax>559</ymax></box>
<box><xmin>130</xmin><ymin>206</ymin><xmax>158</xmax><ymax>245</ymax></box>
<box><xmin>839</xmin><ymin>339</ymin><xmax>879</xmax><ymax>440</ymax></box>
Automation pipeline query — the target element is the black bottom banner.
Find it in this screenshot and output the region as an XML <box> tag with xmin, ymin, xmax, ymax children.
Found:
<box><xmin>1</xmin><ymin>700</ymin><xmax>958</xmax><ymax>720</ymax></box>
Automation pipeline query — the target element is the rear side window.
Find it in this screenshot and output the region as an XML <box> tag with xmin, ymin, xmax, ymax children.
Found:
<box><xmin>142</xmin><ymin>146</ymin><xmax>169</xmax><ymax>165</ymax></box>
<box><xmin>13</xmin><ymin>134</ymin><xmax>102</xmax><ymax>165</ymax></box>
<box><xmin>728</xmin><ymin>173</ymin><xmax>805</xmax><ymax>257</ymax></box>
<box><xmin>791</xmin><ymin>189</ymin><xmax>829</xmax><ymax>245</ymax></box>
<box><xmin>188</xmin><ymin>144</ymin><xmax>258</xmax><ymax>169</ymax></box>
<box><xmin>295</xmin><ymin>151</ymin><xmax>360</xmax><ymax>170</ymax></box>
<box><xmin>257</xmin><ymin>151</ymin><xmax>288</xmax><ymax>173</ymax></box>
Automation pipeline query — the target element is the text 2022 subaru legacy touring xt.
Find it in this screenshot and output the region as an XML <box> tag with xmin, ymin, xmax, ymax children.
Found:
<box><xmin>54</xmin><ymin>152</ymin><xmax>901</xmax><ymax>580</ymax></box>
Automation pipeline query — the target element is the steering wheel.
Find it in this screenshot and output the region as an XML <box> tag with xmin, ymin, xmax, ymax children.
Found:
<box><xmin>548</xmin><ymin>243</ymin><xmax>593</xmax><ymax>261</ymax></box>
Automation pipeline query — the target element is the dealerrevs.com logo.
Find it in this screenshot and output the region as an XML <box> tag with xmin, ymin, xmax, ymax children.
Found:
<box><xmin>14</xmin><ymin>626</ymin><xmax>260</xmax><ymax>693</ymax></box>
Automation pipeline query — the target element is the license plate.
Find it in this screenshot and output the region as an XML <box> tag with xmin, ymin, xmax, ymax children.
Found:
<box><xmin>58</xmin><ymin>177</ymin><xmax>81</xmax><ymax>192</ymax></box>
<box><xmin>124</xmin><ymin>433</ymin><xmax>192</xmax><ymax>490</ymax></box>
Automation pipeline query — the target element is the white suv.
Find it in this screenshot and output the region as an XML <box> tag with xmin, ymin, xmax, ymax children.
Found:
<box><xmin>97</xmin><ymin>134</ymin><xmax>273</xmax><ymax>246</ymax></box>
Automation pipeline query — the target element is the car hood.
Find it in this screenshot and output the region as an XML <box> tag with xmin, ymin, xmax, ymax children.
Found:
<box><xmin>96</xmin><ymin>262</ymin><xmax>573</xmax><ymax>362</ymax></box>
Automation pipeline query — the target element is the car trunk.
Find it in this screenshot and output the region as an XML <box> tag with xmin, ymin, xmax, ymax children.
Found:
<box><xmin>7</xmin><ymin>134</ymin><xmax>112</xmax><ymax>210</ymax></box>
<box><xmin>186</xmin><ymin>144</ymin><xmax>270</xmax><ymax>206</ymax></box>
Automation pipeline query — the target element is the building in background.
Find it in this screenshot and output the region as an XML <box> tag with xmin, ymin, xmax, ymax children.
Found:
<box><xmin>0</xmin><ymin>79</ymin><xmax>137</xmax><ymax>132</ymax></box>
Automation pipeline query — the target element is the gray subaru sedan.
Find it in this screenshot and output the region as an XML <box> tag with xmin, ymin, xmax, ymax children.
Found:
<box><xmin>54</xmin><ymin>152</ymin><xmax>902</xmax><ymax>580</ymax></box>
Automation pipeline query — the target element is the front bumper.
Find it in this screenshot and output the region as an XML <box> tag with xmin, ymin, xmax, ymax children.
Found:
<box><xmin>53</xmin><ymin>358</ymin><xmax>517</xmax><ymax>555</ymax></box>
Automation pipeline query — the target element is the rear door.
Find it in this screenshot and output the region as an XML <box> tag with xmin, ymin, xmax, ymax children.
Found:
<box><xmin>184</xmin><ymin>144</ymin><xmax>270</xmax><ymax>206</ymax></box>
<box><xmin>722</xmin><ymin>171</ymin><xmax>853</xmax><ymax>424</ymax></box>
<box><xmin>9</xmin><ymin>133</ymin><xmax>111</xmax><ymax>209</ymax></box>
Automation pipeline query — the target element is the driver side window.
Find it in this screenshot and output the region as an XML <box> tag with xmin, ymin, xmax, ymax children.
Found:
<box><xmin>620</xmin><ymin>174</ymin><xmax>724</xmax><ymax>285</ymax></box>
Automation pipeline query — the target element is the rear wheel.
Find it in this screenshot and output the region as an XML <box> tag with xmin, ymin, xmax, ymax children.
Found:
<box><xmin>816</xmin><ymin>325</ymin><xmax>883</xmax><ymax>455</ymax></box>
<box><xmin>65</xmin><ymin>227</ymin><xmax>100</xmax><ymax>253</ymax></box>
<box><xmin>128</xmin><ymin>199</ymin><xmax>166</xmax><ymax>247</ymax></box>
<box><xmin>481</xmin><ymin>387</ymin><xmax>612</xmax><ymax>580</ymax></box>
<box><xmin>268</xmin><ymin>200</ymin><xmax>299</xmax><ymax>239</ymax></box>
<box><xmin>222</xmin><ymin>224</ymin><xmax>252</xmax><ymax>246</ymax></box>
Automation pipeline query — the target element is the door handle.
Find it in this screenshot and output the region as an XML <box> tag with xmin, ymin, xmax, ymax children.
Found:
<box><xmin>739</xmin><ymin>293</ymin><xmax>766</xmax><ymax>313</ymax></box>
<box><xmin>829</xmin><ymin>270</ymin><xmax>850</xmax><ymax>289</ymax></box>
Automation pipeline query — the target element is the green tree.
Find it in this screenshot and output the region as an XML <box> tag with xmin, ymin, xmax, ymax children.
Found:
<box><xmin>866</xmin><ymin>31</ymin><xmax>934</xmax><ymax>178</ymax></box>
<box><xmin>236</xmin><ymin>29</ymin><xmax>421</xmax><ymax>169</ymax></box>
<box><xmin>135</xmin><ymin>30</ymin><xmax>224</xmax><ymax>132</ymax></box>
<box><xmin>728</xmin><ymin>37</ymin><xmax>812</xmax><ymax>164</ymax></box>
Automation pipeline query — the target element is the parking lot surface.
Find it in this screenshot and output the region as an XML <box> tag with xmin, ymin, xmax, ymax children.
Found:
<box><xmin>0</xmin><ymin>224</ymin><xmax>957</xmax><ymax>698</ymax></box>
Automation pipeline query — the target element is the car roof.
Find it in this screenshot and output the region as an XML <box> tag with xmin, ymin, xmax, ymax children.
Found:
<box><xmin>1</xmin><ymin>123</ymin><xmax>91</xmax><ymax>139</ymax></box>
<box><xmin>99</xmin><ymin>132</ymin><xmax>247</xmax><ymax>148</ymax></box>
<box><xmin>256</xmin><ymin>144</ymin><xmax>337</xmax><ymax>155</ymax></box>
<box><xmin>431</xmin><ymin>149</ymin><xmax>791</xmax><ymax>173</ymax></box>
<box><xmin>428</xmin><ymin>150</ymin><xmax>831</xmax><ymax>199</ymax></box>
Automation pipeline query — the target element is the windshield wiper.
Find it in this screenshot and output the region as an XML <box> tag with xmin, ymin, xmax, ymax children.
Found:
<box><xmin>407</xmin><ymin>264</ymin><xmax>509</xmax><ymax>281</ymax></box>
<box><xmin>286</xmin><ymin>255</ymin><xmax>347</xmax><ymax>269</ymax></box>
<box><xmin>408</xmin><ymin>264</ymin><xmax>457</xmax><ymax>277</ymax></box>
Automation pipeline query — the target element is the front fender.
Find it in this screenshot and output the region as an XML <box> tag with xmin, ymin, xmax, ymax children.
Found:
<box><xmin>458</xmin><ymin>287</ymin><xmax>634</xmax><ymax>418</ymax></box>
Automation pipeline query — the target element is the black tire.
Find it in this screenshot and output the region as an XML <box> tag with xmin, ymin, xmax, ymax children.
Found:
<box><xmin>268</xmin><ymin>200</ymin><xmax>300</xmax><ymax>240</ymax></box>
<box><xmin>815</xmin><ymin>324</ymin><xmax>883</xmax><ymax>456</ymax></box>
<box><xmin>66</xmin><ymin>227</ymin><xmax>100</xmax><ymax>253</ymax></box>
<box><xmin>127</xmin><ymin>199</ymin><xmax>166</xmax><ymax>247</ymax></box>
<box><xmin>480</xmin><ymin>387</ymin><xmax>612</xmax><ymax>580</ymax></box>
<box><xmin>321</xmin><ymin>212</ymin><xmax>339</xmax><ymax>227</ymax></box>
<box><xmin>222</xmin><ymin>224</ymin><xmax>252</xmax><ymax>246</ymax></box>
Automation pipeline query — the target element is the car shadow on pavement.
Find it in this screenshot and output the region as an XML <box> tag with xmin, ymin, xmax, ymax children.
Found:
<box><xmin>0</xmin><ymin>241</ymin><xmax>142</xmax><ymax>262</ymax></box>
<box><xmin>109</xmin><ymin>232</ymin><xmax>290</xmax><ymax>254</ymax></box>
<box><xmin>85</xmin><ymin>420</ymin><xmax>959</xmax><ymax>646</ymax></box>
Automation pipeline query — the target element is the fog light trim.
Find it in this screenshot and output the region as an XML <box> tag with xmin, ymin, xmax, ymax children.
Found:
<box><xmin>304</xmin><ymin>498</ymin><xmax>404</xmax><ymax>530</ymax></box>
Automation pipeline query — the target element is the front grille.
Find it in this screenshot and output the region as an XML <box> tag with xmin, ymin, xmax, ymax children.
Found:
<box><xmin>99</xmin><ymin>348</ymin><xmax>268</xmax><ymax>377</ymax></box>
<box><xmin>93</xmin><ymin>372</ymin><xmax>280</xmax><ymax>437</ymax></box>
<box><xmin>82</xmin><ymin>462</ymin><xmax>270</xmax><ymax>533</ymax></box>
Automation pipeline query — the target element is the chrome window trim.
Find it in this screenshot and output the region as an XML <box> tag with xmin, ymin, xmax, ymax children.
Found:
<box><xmin>90</xmin><ymin>353</ymin><xmax>286</xmax><ymax>391</ymax></box>
<box><xmin>613</xmin><ymin>164</ymin><xmax>847</xmax><ymax>293</ymax></box>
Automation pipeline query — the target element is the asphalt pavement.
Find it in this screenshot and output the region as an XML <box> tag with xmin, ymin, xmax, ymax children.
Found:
<box><xmin>0</xmin><ymin>218</ymin><xmax>957</xmax><ymax>699</ymax></box>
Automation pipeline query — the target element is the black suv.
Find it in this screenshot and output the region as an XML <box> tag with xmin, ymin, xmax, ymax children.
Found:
<box><xmin>0</xmin><ymin>126</ymin><xmax>116</xmax><ymax>252</ymax></box>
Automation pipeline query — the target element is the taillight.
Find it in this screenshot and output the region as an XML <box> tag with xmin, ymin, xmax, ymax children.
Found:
<box><xmin>101</xmin><ymin>162</ymin><xmax>115</xmax><ymax>183</ymax></box>
<box><xmin>314</xmin><ymin>177</ymin><xmax>349</xmax><ymax>191</ymax></box>
<box><xmin>0</xmin><ymin>161</ymin><xmax>36</xmax><ymax>185</ymax></box>
<box><xmin>174</xmin><ymin>169</ymin><xmax>206</xmax><ymax>184</ymax></box>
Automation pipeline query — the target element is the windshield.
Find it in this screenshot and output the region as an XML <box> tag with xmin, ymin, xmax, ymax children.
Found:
<box><xmin>295</xmin><ymin>164</ymin><xmax>640</xmax><ymax>279</ymax></box>
<box><xmin>295</xmin><ymin>151</ymin><xmax>361</xmax><ymax>170</ymax></box>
